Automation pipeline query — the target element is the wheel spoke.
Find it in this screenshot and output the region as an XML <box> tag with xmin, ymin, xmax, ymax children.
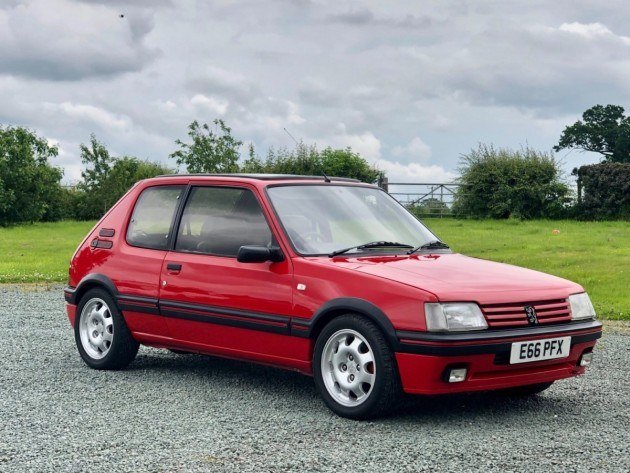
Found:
<box><xmin>332</xmin><ymin>347</ymin><xmax>345</xmax><ymax>367</ymax></box>
<box><xmin>348</xmin><ymin>337</ymin><xmax>363</xmax><ymax>353</ymax></box>
<box><xmin>355</xmin><ymin>351</ymin><xmax>374</xmax><ymax>370</ymax></box>
<box><xmin>103</xmin><ymin>317</ymin><xmax>114</xmax><ymax>331</ymax></box>
<box><xmin>90</xmin><ymin>339</ymin><xmax>101</xmax><ymax>352</ymax></box>
<box><xmin>357</xmin><ymin>370</ymin><xmax>375</xmax><ymax>386</ymax></box>
<box><xmin>337</xmin><ymin>383</ymin><xmax>349</xmax><ymax>397</ymax></box>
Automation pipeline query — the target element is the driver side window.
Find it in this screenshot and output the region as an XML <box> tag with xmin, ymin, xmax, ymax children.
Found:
<box><xmin>175</xmin><ymin>186</ymin><xmax>273</xmax><ymax>257</ymax></box>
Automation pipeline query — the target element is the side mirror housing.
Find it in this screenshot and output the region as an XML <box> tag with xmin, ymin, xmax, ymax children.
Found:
<box><xmin>237</xmin><ymin>245</ymin><xmax>284</xmax><ymax>263</ymax></box>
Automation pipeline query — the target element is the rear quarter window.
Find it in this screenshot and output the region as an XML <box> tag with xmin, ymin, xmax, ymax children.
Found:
<box><xmin>126</xmin><ymin>185</ymin><xmax>185</xmax><ymax>250</ymax></box>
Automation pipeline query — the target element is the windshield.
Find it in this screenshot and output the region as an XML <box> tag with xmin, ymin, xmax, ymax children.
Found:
<box><xmin>267</xmin><ymin>185</ymin><xmax>439</xmax><ymax>256</ymax></box>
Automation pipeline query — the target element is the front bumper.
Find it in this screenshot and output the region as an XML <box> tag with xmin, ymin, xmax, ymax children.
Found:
<box><xmin>395</xmin><ymin>320</ymin><xmax>602</xmax><ymax>394</ymax></box>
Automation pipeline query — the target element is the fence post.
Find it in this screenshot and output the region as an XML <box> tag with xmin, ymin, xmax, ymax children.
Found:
<box><xmin>378</xmin><ymin>176</ymin><xmax>389</xmax><ymax>193</ymax></box>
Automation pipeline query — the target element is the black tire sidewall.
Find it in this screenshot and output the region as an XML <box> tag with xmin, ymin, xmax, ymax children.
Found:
<box><xmin>313</xmin><ymin>315</ymin><xmax>398</xmax><ymax>419</ymax></box>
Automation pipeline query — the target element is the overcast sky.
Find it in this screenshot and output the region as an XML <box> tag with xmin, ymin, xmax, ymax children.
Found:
<box><xmin>1</xmin><ymin>0</ymin><xmax>628</xmax><ymax>183</ymax></box>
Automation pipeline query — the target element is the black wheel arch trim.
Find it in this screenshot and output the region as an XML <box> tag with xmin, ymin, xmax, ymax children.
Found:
<box><xmin>290</xmin><ymin>297</ymin><xmax>399</xmax><ymax>348</ymax></box>
<box><xmin>64</xmin><ymin>274</ymin><xmax>119</xmax><ymax>305</ymax></box>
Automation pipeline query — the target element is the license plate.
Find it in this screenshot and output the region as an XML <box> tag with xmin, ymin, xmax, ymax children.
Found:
<box><xmin>509</xmin><ymin>336</ymin><xmax>571</xmax><ymax>364</ymax></box>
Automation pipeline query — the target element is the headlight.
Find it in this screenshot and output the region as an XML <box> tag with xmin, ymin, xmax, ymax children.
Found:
<box><xmin>424</xmin><ymin>302</ymin><xmax>488</xmax><ymax>332</ymax></box>
<box><xmin>569</xmin><ymin>293</ymin><xmax>596</xmax><ymax>320</ymax></box>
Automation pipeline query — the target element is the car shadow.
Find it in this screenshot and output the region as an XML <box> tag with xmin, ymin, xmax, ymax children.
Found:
<box><xmin>126</xmin><ymin>348</ymin><xmax>576</xmax><ymax>423</ymax></box>
<box><xmin>127</xmin><ymin>348</ymin><xmax>318</xmax><ymax>399</ymax></box>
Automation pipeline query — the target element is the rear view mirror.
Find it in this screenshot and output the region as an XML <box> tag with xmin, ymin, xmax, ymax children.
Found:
<box><xmin>237</xmin><ymin>245</ymin><xmax>284</xmax><ymax>263</ymax></box>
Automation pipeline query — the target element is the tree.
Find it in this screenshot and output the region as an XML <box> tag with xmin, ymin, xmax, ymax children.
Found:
<box><xmin>170</xmin><ymin>119</ymin><xmax>242</xmax><ymax>173</ymax></box>
<box><xmin>0</xmin><ymin>126</ymin><xmax>65</xmax><ymax>225</ymax></box>
<box><xmin>79</xmin><ymin>134</ymin><xmax>113</xmax><ymax>190</ymax></box>
<box><xmin>554</xmin><ymin>104</ymin><xmax>630</xmax><ymax>163</ymax></box>
<box><xmin>453</xmin><ymin>144</ymin><xmax>571</xmax><ymax>219</ymax></box>
<box><xmin>241</xmin><ymin>142</ymin><xmax>382</xmax><ymax>183</ymax></box>
<box><xmin>320</xmin><ymin>147</ymin><xmax>383</xmax><ymax>183</ymax></box>
<box><xmin>75</xmin><ymin>136</ymin><xmax>172</xmax><ymax>219</ymax></box>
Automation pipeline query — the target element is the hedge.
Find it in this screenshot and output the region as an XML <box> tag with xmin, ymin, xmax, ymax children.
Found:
<box><xmin>575</xmin><ymin>163</ymin><xmax>630</xmax><ymax>219</ymax></box>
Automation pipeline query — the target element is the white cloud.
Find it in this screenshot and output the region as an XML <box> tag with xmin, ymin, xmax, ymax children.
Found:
<box><xmin>190</xmin><ymin>94</ymin><xmax>229</xmax><ymax>115</ymax></box>
<box><xmin>392</xmin><ymin>137</ymin><xmax>432</xmax><ymax>161</ymax></box>
<box><xmin>287</xmin><ymin>101</ymin><xmax>306</xmax><ymax>125</ymax></box>
<box><xmin>47</xmin><ymin>102</ymin><xmax>133</xmax><ymax>131</ymax></box>
<box><xmin>376</xmin><ymin>160</ymin><xmax>457</xmax><ymax>183</ymax></box>
<box><xmin>344</xmin><ymin>132</ymin><xmax>381</xmax><ymax>160</ymax></box>
<box><xmin>317</xmin><ymin>125</ymin><xmax>382</xmax><ymax>160</ymax></box>
<box><xmin>0</xmin><ymin>0</ymin><xmax>159</xmax><ymax>80</ymax></box>
<box><xmin>558</xmin><ymin>22</ymin><xmax>630</xmax><ymax>43</ymax></box>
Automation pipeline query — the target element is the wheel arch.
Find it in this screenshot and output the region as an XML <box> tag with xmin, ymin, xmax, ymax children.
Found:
<box><xmin>305</xmin><ymin>298</ymin><xmax>400</xmax><ymax>351</ymax></box>
<box><xmin>66</xmin><ymin>274</ymin><xmax>119</xmax><ymax>306</ymax></box>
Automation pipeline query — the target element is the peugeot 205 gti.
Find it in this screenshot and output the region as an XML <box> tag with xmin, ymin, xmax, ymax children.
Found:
<box><xmin>65</xmin><ymin>174</ymin><xmax>602</xmax><ymax>419</ymax></box>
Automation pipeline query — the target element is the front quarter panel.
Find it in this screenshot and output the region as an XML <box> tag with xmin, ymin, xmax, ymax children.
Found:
<box><xmin>291</xmin><ymin>257</ymin><xmax>437</xmax><ymax>332</ymax></box>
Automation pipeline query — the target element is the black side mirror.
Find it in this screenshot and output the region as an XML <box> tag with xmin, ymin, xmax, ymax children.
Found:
<box><xmin>237</xmin><ymin>245</ymin><xmax>284</xmax><ymax>263</ymax></box>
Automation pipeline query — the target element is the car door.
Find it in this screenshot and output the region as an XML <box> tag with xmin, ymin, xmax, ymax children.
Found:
<box><xmin>157</xmin><ymin>184</ymin><xmax>303</xmax><ymax>365</ymax></box>
<box><xmin>112</xmin><ymin>183</ymin><xmax>187</xmax><ymax>338</ymax></box>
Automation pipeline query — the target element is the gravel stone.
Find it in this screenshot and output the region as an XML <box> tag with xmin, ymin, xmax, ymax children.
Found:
<box><xmin>1</xmin><ymin>286</ymin><xmax>628</xmax><ymax>472</ymax></box>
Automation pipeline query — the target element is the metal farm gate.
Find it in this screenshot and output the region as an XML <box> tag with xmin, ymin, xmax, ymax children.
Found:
<box><xmin>378</xmin><ymin>178</ymin><xmax>464</xmax><ymax>217</ymax></box>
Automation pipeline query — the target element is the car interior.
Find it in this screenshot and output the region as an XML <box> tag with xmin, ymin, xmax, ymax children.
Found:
<box><xmin>175</xmin><ymin>188</ymin><xmax>274</xmax><ymax>257</ymax></box>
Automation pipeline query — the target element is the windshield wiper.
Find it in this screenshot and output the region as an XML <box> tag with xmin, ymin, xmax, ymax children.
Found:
<box><xmin>407</xmin><ymin>240</ymin><xmax>450</xmax><ymax>254</ymax></box>
<box><xmin>329</xmin><ymin>241</ymin><xmax>414</xmax><ymax>257</ymax></box>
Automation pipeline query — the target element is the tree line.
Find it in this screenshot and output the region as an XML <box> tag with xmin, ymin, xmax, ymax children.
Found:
<box><xmin>0</xmin><ymin>119</ymin><xmax>381</xmax><ymax>224</ymax></box>
<box><xmin>0</xmin><ymin>103</ymin><xmax>628</xmax><ymax>225</ymax></box>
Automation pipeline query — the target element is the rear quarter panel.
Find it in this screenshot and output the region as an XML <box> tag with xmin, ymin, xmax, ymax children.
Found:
<box><xmin>69</xmin><ymin>178</ymin><xmax>187</xmax><ymax>298</ymax></box>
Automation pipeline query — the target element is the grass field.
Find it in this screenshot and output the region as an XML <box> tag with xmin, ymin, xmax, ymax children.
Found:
<box><xmin>0</xmin><ymin>221</ymin><xmax>96</xmax><ymax>284</ymax></box>
<box><xmin>0</xmin><ymin>219</ymin><xmax>628</xmax><ymax>319</ymax></box>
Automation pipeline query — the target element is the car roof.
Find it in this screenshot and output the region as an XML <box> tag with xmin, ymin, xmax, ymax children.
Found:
<box><xmin>153</xmin><ymin>173</ymin><xmax>362</xmax><ymax>184</ymax></box>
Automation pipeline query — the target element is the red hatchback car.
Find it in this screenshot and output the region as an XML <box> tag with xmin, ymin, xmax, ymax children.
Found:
<box><xmin>65</xmin><ymin>174</ymin><xmax>602</xmax><ymax>418</ymax></box>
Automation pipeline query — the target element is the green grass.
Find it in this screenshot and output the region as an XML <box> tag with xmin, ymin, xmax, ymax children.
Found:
<box><xmin>0</xmin><ymin>221</ymin><xmax>96</xmax><ymax>284</ymax></box>
<box><xmin>423</xmin><ymin>219</ymin><xmax>629</xmax><ymax>320</ymax></box>
<box><xmin>0</xmin><ymin>219</ymin><xmax>628</xmax><ymax>319</ymax></box>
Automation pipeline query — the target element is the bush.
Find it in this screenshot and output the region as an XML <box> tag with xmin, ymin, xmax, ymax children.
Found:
<box><xmin>0</xmin><ymin>126</ymin><xmax>65</xmax><ymax>225</ymax></box>
<box><xmin>75</xmin><ymin>135</ymin><xmax>172</xmax><ymax>220</ymax></box>
<box><xmin>453</xmin><ymin>144</ymin><xmax>571</xmax><ymax>219</ymax></box>
<box><xmin>241</xmin><ymin>143</ymin><xmax>382</xmax><ymax>183</ymax></box>
<box><xmin>574</xmin><ymin>163</ymin><xmax>630</xmax><ymax>219</ymax></box>
<box><xmin>407</xmin><ymin>198</ymin><xmax>451</xmax><ymax>217</ymax></box>
<box><xmin>75</xmin><ymin>156</ymin><xmax>172</xmax><ymax>220</ymax></box>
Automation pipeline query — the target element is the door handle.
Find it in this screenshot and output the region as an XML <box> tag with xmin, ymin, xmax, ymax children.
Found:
<box><xmin>166</xmin><ymin>263</ymin><xmax>182</xmax><ymax>272</ymax></box>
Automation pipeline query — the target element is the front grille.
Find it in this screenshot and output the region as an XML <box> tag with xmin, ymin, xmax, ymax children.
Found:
<box><xmin>480</xmin><ymin>299</ymin><xmax>572</xmax><ymax>328</ymax></box>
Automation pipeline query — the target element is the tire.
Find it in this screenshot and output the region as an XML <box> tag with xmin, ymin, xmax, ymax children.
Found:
<box><xmin>500</xmin><ymin>381</ymin><xmax>554</xmax><ymax>397</ymax></box>
<box><xmin>313</xmin><ymin>314</ymin><xmax>401</xmax><ymax>419</ymax></box>
<box><xmin>74</xmin><ymin>288</ymin><xmax>139</xmax><ymax>370</ymax></box>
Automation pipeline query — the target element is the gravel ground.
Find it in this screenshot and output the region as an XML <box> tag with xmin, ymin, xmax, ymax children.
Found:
<box><xmin>1</xmin><ymin>286</ymin><xmax>628</xmax><ymax>473</ymax></box>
